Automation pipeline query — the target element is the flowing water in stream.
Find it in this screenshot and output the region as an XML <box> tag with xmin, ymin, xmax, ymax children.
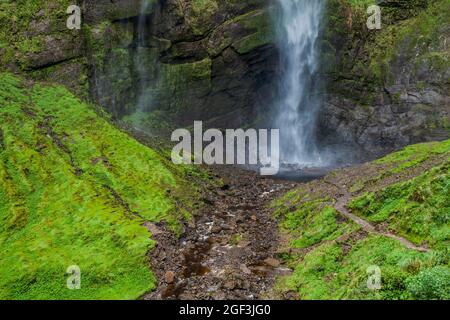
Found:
<box><xmin>274</xmin><ymin>0</ymin><xmax>326</xmax><ymax>166</ymax></box>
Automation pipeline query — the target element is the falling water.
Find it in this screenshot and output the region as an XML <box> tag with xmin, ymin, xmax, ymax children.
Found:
<box><xmin>274</xmin><ymin>0</ymin><xmax>326</xmax><ymax>165</ymax></box>
<box><xmin>135</xmin><ymin>0</ymin><xmax>152</xmax><ymax>111</ymax></box>
<box><xmin>137</xmin><ymin>1</ymin><xmax>149</xmax><ymax>46</ymax></box>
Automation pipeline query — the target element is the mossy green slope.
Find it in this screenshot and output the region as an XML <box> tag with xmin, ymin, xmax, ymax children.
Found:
<box><xmin>0</xmin><ymin>73</ymin><xmax>198</xmax><ymax>299</ymax></box>
<box><xmin>273</xmin><ymin>139</ymin><xmax>450</xmax><ymax>300</ymax></box>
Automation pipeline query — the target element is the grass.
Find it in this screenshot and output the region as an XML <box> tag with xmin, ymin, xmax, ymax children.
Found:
<box><xmin>273</xmin><ymin>139</ymin><xmax>450</xmax><ymax>300</ymax></box>
<box><xmin>375</xmin><ymin>140</ymin><xmax>450</xmax><ymax>171</ymax></box>
<box><xmin>0</xmin><ymin>73</ymin><xmax>200</xmax><ymax>299</ymax></box>
<box><xmin>348</xmin><ymin>139</ymin><xmax>450</xmax><ymax>194</ymax></box>
<box><xmin>278</xmin><ymin>233</ymin><xmax>448</xmax><ymax>300</ymax></box>
<box><xmin>349</xmin><ymin>161</ymin><xmax>450</xmax><ymax>249</ymax></box>
<box><xmin>277</xmin><ymin>199</ymin><xmax>358</xmax><ymax>249</ymax></box>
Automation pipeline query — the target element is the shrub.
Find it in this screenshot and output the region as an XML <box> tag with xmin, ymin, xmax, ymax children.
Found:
<box><xmin>406</xmin><ymin>266</ymin><xmax>450</xmax><ymax>300</ymax></box>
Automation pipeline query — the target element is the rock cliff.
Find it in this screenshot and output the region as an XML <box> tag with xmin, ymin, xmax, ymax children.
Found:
<box><xmin>319</xmin><ymin>0</ymin><xmax>449</xmax><ymax>156</ymax></box>
<box><xmin>1</xmin><ymin>0</ymin><xmax>448</xmax><ymax>155</ymax></box>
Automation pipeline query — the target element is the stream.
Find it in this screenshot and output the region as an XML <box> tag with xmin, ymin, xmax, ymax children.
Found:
<box><xmin>144</xmin><ymin>166</ymin><xmax>304</xmax><ymax>300</ymax></box>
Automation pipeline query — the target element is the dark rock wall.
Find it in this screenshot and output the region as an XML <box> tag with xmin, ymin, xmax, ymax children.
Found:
<box><xmin>85</xmin><ymin>0</ymin><xmax>278</xmax><ymax>128</ymax></box>
<box><xmin>319</xmin><ymin>0</ymin><xmax>449</xmax><ymax>156</ymax></box>
<box><xmin>0</xmin><ymin>0</ymin><xmax>87</xmax><ymax>97</ymax></box>
<box><xmin>1</xmin><ymin>0</ymin><xmax>448</xmax><ymax>155</ymax></box>
<box><xmin>0</xmin><ymin>0</ymin><xmax>277</xmax><ymax>129</ymax></box>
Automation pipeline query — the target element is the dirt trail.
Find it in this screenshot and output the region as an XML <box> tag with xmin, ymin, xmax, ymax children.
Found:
<box><xmin>145</xmin><ymin>166</ymin><xmax>298</xmax><ymax>300</ymax></box>
<box><xmin>326</xmin><ymin>180</ymin><xmax>430</xmax><ymax>253</ymax></box>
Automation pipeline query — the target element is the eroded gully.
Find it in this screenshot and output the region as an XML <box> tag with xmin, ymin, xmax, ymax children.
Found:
<box><xmin>144</xmin><ymin>166</ymin><xmax>301</xmax><ymax>300</ymax></box>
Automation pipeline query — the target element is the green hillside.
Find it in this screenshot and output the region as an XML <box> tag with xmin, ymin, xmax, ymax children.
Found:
<box><xmin>0</xmin><ymin>73</ymin><xmax>199</xmax><ymax>299</ymax></box>
<box><xmin>273</xmin><ymin>140</ymin><xmax>450</xmax><ymax>300</ymax></box>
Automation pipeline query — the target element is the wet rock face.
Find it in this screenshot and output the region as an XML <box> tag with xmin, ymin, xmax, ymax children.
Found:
<box><xmin>154</xmin><ymin>0</ymin><xmax>277</xmax><ymax>129</ymax></box>
<box><xmin>83</xmin><ymin>0</ymin><xmax>448</xmax><ymax>149</ymax></box>
<box><xmin>82</xmin><ymin>0</ymin><xmax>149</xmax><ymax>23</ymax></box>
<box><xmin>0</xmin><ymin>0</ymin><xmax>87</xmax><ymax>96</ymax></box>
<box><xmin>2</xmin><ymin>0</ymin><xmax>447</xmax><ymax>154</ymax></box>
<box><xmin>318</xmin><ymin>0</ymin><xmax>449</xmax><ymax>157</ymax></box>
<box><xmin>1</xmin><ymin>0</ymin><xmax>276</xmax><ymax>128</ymax></box>
<box><xmin>87</xmin><ymin>0</ymin><xmax>278</xmax><ymax>127</ymax></box>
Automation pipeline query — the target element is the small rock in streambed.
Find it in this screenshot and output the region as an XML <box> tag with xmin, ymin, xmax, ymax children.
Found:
<box><xmin>224</xmin><ymin>280</ymin><xmax>236</xmax><ymax>290</ymax></box>
<box><xmin>202</xmin><ymin>197</ymin><xmax>215</xmax><ymax>205</ymax></box>
<box><xmin>240</xmin><ymin>264</ymin><xmax>252</xmax><ymax>275</ymax></box>
<box><xmin>238</xmin><ymin>240</ymin><xmax>251</xmax><ymax>247</ymax></box>
<box><xmin>275</xmin><ymin>267</ymin><xmax>293</xmax><ymax>277</ymax></box>
<box><xmin>187</xmin><ymin>220</ymin><xmax>195</xmax><ymax>228</ymax></box>
<box><xmin>264</xmin><ymin>258</ymin><xmax>281</xmax><ymax>268</ymax></box>
<box><xmin>220</xmin><ymin>184</ymin><xmax>230</xmax><ymax>191</ymax></box>
<box><xmin>165</xmin><ymin>271</ymin><xmax>175</xmax><ymax>284</ymax></box>
<box><xmin>145</xmin><ymin>222</ymin><xmax>164</xmax><ymax>236</ymax></box>
<box><xmin>211</xmin><ymin>226</ymin><xmax>222</xmax><ymax>234</ymax></box>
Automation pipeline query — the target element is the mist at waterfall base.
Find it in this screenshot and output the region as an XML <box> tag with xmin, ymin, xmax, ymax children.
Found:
<box><xmin>271</xmin><ymin>0</ymin><xmax>345</xmax><ymax>180</ymax></box>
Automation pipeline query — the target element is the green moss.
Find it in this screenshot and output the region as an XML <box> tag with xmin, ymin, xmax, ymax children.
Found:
<box><xmin>281</xmin><ymin>202</ymin><xmax>358</xmax><ymax>249</ymax></box>
<box><xmin>205</xmin><ymin>8</ymin><xmax>274</xmax><ymax>57</ymax></box>
<box><xmin>0</xmin><ymin>73</ymin><xmax>200</xmax><ymax>299</ymax></box>
<box><xmin>151</xmin><ymin>58</ymin><xmax>212</xmax><ymax>116</ymax></box>
<box><xmin>0</xmin><ymin>0</ymin><xmax>75</xmax><ymax>70</ymax></box>
<box><xmin>278</xmin><ymin>234</ymin><xmax>447</xmax><ymax>300</ymax></box>
<box><xmin>230</xmin><ymin>234</ymin><xmax>243</xmax><ymax>246</ymax></box>
<box><xmin>163</xmin><ymin>58</ymin><xmax>212</xmax><ymax>83</ymax></box>
<box><xmin>346</xmin><ymin>0</ymin><xmax>376</xmax><ymax>8</ymax></box>
<box><xmin>346</xmin><ymin>140</ymin><xmax>450</xmax><ymax>194</ymax></box>
<box><xmin>191</xmin><ymin>0</ymin><xmax>219</xmax><ymax>15</ymax></box>
<box><xmin>375</xmin><ymin>139</ymin><xmax>450</xmax><ymax>171</ymax></box>
<box><xmin>325</xmin><ymin>0</ymin><xmax>449</xmax><ymax>100</ymax></box>
<box><xmin>349</xmin><ymin>161</ymin><xmax>450</xmax><ymax>248</ymax></box>
<box><xmin>281</xmin><ymin>242</ymin><xmax>343</xmax><ymax>299</ymax></box>
<box><xmin>365</xmin><ymin>0</ymin><xmax>449</xmax><ymax>84</ymax></box>
<box><xmin>232</xmin><ymin>10</ymin><xmax>275</xmax><ymax>54</ymax></box>
<box><xmin>186</xmin><ymin>0</ymin><xmax>219</xmax><ymax>36</ymax></box>
<box><xmin>123</xmin><ymin>110</ymin><xmax>174</xmax><ymax>134</ymax></box>
<box><xmin>273</xmin><ymin>139</ymin><xmax>450</xmax><ymax>300</ymax></box>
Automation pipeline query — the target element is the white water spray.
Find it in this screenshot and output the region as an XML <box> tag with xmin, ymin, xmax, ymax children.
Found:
<box><xmin>274</xmin><ymin>0</ymin><xmax>326</xmax><ymax>165</ymax></box>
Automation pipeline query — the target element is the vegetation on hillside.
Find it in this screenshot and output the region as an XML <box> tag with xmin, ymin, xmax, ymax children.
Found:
<box><xmin>272</xmin><ymin>139</ymin><xmax>450</xmax><ymax>300</ymax></box>
<box><xmin>0</xmin><ymin>73</ymin><xmax>201</xmax><ymax>299</ymax></box>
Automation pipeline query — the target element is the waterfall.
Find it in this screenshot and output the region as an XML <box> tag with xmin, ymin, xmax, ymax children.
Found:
<box><xmin>135</xmin><ymin>0</ymin><xmax>152</xmax><ymax>112</ymax></box>
<box><xmin>137</xmin><ymin>1</ymin><xmax>149</xmax><ymax>46</ymax></box>
<box><xmin>274</xmin><ymin>0</ymin><xmax>326</xmax><ymax>165</ymax></box>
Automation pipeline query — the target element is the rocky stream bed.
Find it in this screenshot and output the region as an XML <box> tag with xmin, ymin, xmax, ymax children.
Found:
<box><xmin>144</xmin><ymin>166</ymin><xmax>299</xmax><ymax>300</ymax></box>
